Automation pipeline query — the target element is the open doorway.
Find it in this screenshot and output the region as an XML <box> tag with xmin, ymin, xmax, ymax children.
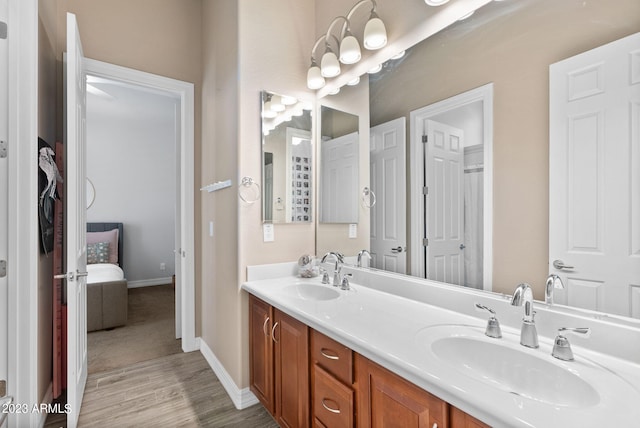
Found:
<box><xmin>84</xmin><ymin>75</ymin><xmax>181</xmax><ymax>373</ymax></box>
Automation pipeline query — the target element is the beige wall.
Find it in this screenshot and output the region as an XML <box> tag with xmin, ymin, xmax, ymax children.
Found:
<box><xmin>369</xmin><ymin>0</ymin><xmax>640</xmax><ymax>299</ymax></box>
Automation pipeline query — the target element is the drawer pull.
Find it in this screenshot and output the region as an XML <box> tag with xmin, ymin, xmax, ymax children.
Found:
<box><xmin>320</xmin><ymin>348</ymin><xmax>340</xmax><ymax>360</ymax></box>
<box><xmin>321</xmin><ymin>398</ymin><xmax>341</xmax><ymax>414</ymax></box>
<box><xmin>271</xmin><ymin>322</ymin><xmax>279</xmax><ymax>343</ymax></box>
<box><xmin>262</xmin><ymin>317</ymin><xmax>270</xmax><ymax>336</ymax></box>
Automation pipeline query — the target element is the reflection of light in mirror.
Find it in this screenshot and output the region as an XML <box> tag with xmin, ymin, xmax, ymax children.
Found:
<box><xmin>425</xmin><ymin>0</ymin><xmax>450</xmax><ymax>6</ymax></box>
<box><xmin>262</xmin><ymin>109</ymin><xmax>277</xmax><ymax>119</ymax></box>
<box><xmin>458</xmin><ymin>10</ymin><xmax>475</xmax><ymax>20</ymax></box>
<box><xmin>270</xmin><ymin>95</ymin><xmax>285</xmax><ymax>112</ymax></box>
<box><xmin>329</xmin><ymin>87</ymin><xmax>341</xmax><ymax>95</ymax></box>
<box><xmin>281</xmin><ymin>95</ymin><xmax>297</xmax><ymax>105</ymax></box>
<box><xmin>292</xmin><ymin>137</ymin><xmax>306</xmax><ymax>146</ymax></box>
<box><xmin>347</xmin><ymin>76</ymin><xmax>361</xmax><ymax>86</ymax></box>
<box><xmin>368</xmin><ymin>63</ymin><xmax>382</xmax><ymax>73</ymax></box>
<box><xmin>391</xmin><ymin>50</ymin><xmax>406</xmax><ymax>60</ymax></box>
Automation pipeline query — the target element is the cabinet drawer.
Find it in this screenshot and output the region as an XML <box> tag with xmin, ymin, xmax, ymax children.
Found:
<box><xmin>311</xmin><ymin>330</ymin><xmax>353</xmax><ymax>385</ymax></box>
<box><xmin>313</xmin><ymin>365</ymin><xmax>354</xmax><ymax>428</ymax></box>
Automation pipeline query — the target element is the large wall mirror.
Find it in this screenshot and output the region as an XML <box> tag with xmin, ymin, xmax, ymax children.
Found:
<box><xmin>261</xmin><ymin>91</ymin><xmax>313</xmax><ymax>223</ymax></box>
<box><xmin>328</xmin><ymin>0</ymin><xmax>639</xmax><ymax>320</ymax></box>
<box><xmin>319</xmin><ymin>106</ymin><xmax>359</xmax><ymax>223</ymax></box>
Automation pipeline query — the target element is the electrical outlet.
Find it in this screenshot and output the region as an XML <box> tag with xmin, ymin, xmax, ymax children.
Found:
<box><xmin>160</xmin><ymin>262</ymin><xmax>166</xmax><ymax>271</ymax></box>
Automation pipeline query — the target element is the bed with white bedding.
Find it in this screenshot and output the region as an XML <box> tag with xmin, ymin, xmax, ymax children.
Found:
<box><xmin>86</xmin><ymin>222</ymin><xmax>128</xmax><ymax>332</ymax></box>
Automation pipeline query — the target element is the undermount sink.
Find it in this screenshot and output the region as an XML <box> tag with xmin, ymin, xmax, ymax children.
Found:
<box><xmin>416</xmin><ymin>325</ymin><xmax>602</xmax><ymax>408</ymax></box>
<box><xmin>282</xmin><ymin>283</ymin><xmax>340</xmax><ymax>301</ymax></box>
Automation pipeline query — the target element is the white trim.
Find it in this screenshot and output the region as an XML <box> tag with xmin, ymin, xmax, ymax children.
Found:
<box><xmin>7</xmin><ymin>0</ymin><xmax>40</xmax><ymax>426</ymax></box>
<box><xmin>409</xmin><ymin>83</ymin><xmax>493</xmax><ymax>291</ymax></box>
<box><xmin>199</xmin><ymin>338</ymin><xmax>259</xmax><ymax>410</ymax></box>
<box><xmin>126</xmin><ymin>277</ymin><xmax>173</xmax><ymax>288</ymax></box>
<box><xmin>36</xmin><ymin>383</ymin><xmax>54</xmax><ymax>428</ymax></box>
<box><xmin>82</xmin><ymin>58</ymin><xmax>197</xmax><ymax>352</ymax></box>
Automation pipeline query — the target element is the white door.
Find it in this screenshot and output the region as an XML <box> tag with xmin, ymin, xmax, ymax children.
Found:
<box><xmin>65</xmin><ymin>13</ymin><xmax>88</xmax><ymax>427</ymax></box>
<box><xmin>549</xmin><ymin>32</ymin><xmax>640</xmax><ymax>317</ymax></box>
<box><xmin>370</xmin><ymin>118</ymin><xmax>406</xmax><ymax>273</ymax></box>
<box><xmin>173</xmin><ymin>101</ymin><xmax>182</xmax><ymax>339</ymax></box>
<box><xmin>0</xmin><ymin>0</ymin><xmax>8</xmax><ymax>411</ymax></box>
<box><xmin>425</xmin><ymin>120</ymin><xmax>465</xmax><ymax>285</ymax></box>
<box><xmin>320</xmin><ymin>132</ymin><xmax>359</xmax><ymax>223</ymax></box>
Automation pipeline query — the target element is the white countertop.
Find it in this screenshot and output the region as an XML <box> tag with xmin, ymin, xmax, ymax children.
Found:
<box><xmin>242</xmin><ymin>273</ymin><xmax>640</xmax><ymax>428</ymax></box>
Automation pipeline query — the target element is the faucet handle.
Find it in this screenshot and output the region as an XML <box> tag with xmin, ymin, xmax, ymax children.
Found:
<box><xmin>475</xmin><ymin>303</ymin><xmax>502</xmax><ymax>339</ymax></box>
<box><xmin>320</xmin><ymin>268</ymin><xmax>330</xmax><ymax>284</ymax></box>
<box><xmin>552</xmin><ymin>327</ymin><xmax>591</xmax><ymax>361</ymax></box>
<box><xmin>341</xmin><ymin>273</ymin><xmax>353</xmax><ymax>291</ymax></box>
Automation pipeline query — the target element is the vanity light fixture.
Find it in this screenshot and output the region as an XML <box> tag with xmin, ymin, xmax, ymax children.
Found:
<box><xmin>307</xmin><ymin>0</ymin><xmax>387</xmax><ymax>90</ymax></box>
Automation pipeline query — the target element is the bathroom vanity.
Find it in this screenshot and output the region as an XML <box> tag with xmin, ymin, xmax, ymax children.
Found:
<box><xmin>242</xmin><ymin>263</ymin><xmax>640</xmax><ymax>428</ymax></box>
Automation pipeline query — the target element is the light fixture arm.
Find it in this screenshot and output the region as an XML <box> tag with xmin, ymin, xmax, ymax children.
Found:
<box><xmin>325</xmin><ymin>34</ymin><xmax>341</xmax><ymax>52</ymax></box>
<box><xmin>326</xmin><ymin>16</ymin><xmax>352</xmax><ymax>40</ymax></box>
<box><xmin>346</xmin><ymin>0</ymin><xmax>378</xmax><ymax>22</ymax></box>
<box><xmin>310</xmin><ymin>35</ymin><xmax>327</xmax><ymax>62</ymax></box>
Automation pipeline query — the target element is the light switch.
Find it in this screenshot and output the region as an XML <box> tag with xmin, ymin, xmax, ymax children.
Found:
<box><xmin>349</xmin><ymin>223</ymin><xmax>357</xmax><ymax>239</ymax></box>
<box><xmin>263</xmin><ymin>224</ymin><xmax>275</xmax><ymax>242</ymax></box>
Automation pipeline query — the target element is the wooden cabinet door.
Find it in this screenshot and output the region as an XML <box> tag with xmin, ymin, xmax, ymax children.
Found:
<box><xmin>249</xmin><ymin>295</ymin><xmax>274</xmax><ymax>414</ymax></box>
<box><xmin>274</xmin><ymin>309</ymin><xmax>310</xmax><ymax>428</ymax></box>
<box><xmin>356</xmin><ymin>354</ymin><xmax>448</xmax><ymax>428</ymax></box>
<box><xmin>450</xmin><ymin>406</ymin><xmax>490</xmax><ymax>428</ymax></box>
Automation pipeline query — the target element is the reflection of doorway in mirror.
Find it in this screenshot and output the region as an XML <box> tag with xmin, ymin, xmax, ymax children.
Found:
<box><xmin>409</xmin><ymin>84</ymin><xmax>493</xmax><ymax>291</ymax></box>
<box><xmin>263</xmin><ymin>152</ymin><xmax>273</xmax><ymax>221</ymax></box>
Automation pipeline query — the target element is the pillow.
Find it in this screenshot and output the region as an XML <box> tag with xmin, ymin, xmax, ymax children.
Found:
<box><xmin>87</xmin><ymin>242</ymin><xmax>110</xmax><ymax>264</ymax></box>
<box><xmin>87</xmin><ymin>228</ymin><xmax>119</xmax><ymax>265</ymax></box>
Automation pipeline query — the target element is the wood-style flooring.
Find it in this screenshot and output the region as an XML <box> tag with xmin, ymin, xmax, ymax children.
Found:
<box><xmin>45</xmin><ymin>351</ymin><xmax>278</xmax><ymax>427</ymax></box>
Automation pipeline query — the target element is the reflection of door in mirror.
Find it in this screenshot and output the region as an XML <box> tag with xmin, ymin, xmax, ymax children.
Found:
<box><xmin>263</xmin><ymin>153</ymin><xmax>273</xmax><ymax>222</ymax></box>
<box><xmin>549</xmin><ymin>32</ymin><xmax>640</xmax><ymax>318</ymax></box>
<box><xmin>370</xmin><ymin>118</ymin><xmax>406</xmax><ymax>274</ymax></box>
<box><xmin>319</xmin><ymin>106</ymin><xmax>359</xmax><ymax>224</ymax></box>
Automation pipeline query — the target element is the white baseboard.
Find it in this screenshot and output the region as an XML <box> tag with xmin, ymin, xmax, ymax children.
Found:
<box><xmin>198</xmin><ymin>338</ymin><xmax>259</xmax><ymax>410</ymax></box>
<box><xmin>127</xmin><ymin>277</ymin><xmax>173</xmax><ymax>288</ymax></box>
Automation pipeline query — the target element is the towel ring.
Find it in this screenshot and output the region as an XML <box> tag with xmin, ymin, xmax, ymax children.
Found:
<box><xmin>239</xmin><ymin>176</ymin><xmax>261</xmax><ymax>204</ymax></box>
<box><xmin>361</xmin><ymin>187</ymin><xmax>376</xmax><ymax>208</ymax></box>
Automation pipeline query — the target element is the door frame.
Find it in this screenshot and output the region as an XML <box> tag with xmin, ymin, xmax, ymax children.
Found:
<box><xmin>409</xmin><ymin>83</ymin><xmax>493</xmax><ymax>291</ymax></box>
<box><xmin>83</xmin><ymin>58</ymin><xmax>197</xmax><ymax>352</ymax></box>
<box><xmin>7</xmin><ymin>0</ymin><xmax>40</xmax><ymax>426</ymax></box>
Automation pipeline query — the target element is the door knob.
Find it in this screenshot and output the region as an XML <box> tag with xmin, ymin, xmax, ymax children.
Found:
<box><xmin>390</xmin><ymin>246</ymin><xmax>404</xmax><ymax>253</ymax></box>
<box><xmin>553</xmin><ymin>259</ymin><xmax>574</xmax><ymax>270</ymax></box>
<box><xmin>459</xmin><ymin>244</ymin><xmax>466</xmax><ymax>250</ymax></box>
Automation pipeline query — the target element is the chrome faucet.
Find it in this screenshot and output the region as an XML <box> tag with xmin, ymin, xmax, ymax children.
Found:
<box><xmin>321</xmin><ymin>252</ymin><xmax>344</xmax><ymax>287</ymax></box>
<box><xmin>356</xmin><ymin>249</ymin><xmax>372</xmax><ymax>268</ymax></box>
<box><xmin>510</xmin><ymin>283</ymin><xmax>539</xmax><ymax>348</ymax></box>
<box><xmin>545</xmin><ymin>274</ymin><xmax>565</xmax><ymax>304</ymax></box>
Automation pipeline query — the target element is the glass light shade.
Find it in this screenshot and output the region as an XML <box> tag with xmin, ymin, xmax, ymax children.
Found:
<box><xmin>347</xmin><ymin>76</ymin><xmax>360</xmax><ymax>86</ymax></box>
<box><xmin>425</xmin><ymin>0</ymin><xmax>450</xmax><ymax>5</ymax></box>
<box><xmin>307</xmin><ymin>64</ymin><xmax>325</xmax><ymax>89</ymax></box>
<box><xmin>391</xmin><ymin>50</ymin><xmax>406</xmax><ymax>60</ymax></box>
<box><xmin>328</xmin><ymin>87</ymin><xmax>341</xmax><ymax>95</ymax></box>
<box><xmin>339</xmin><ymin>34</ymin><xmax>361</xmax><ymax>64</ymax></box>
<box><xmin>321</xmin><ymin>50</ymin><xmax>341</xmax><ymax>77</ymax></box>
<box><xmin>269</xmin><ymin>95</ymin><xmax>285</xmax><ymax>112</ymax></box>
<box><xmin>364</xmin><ymin>16</ymin><xmax>387</xmax><ymax>50</ymax></box>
